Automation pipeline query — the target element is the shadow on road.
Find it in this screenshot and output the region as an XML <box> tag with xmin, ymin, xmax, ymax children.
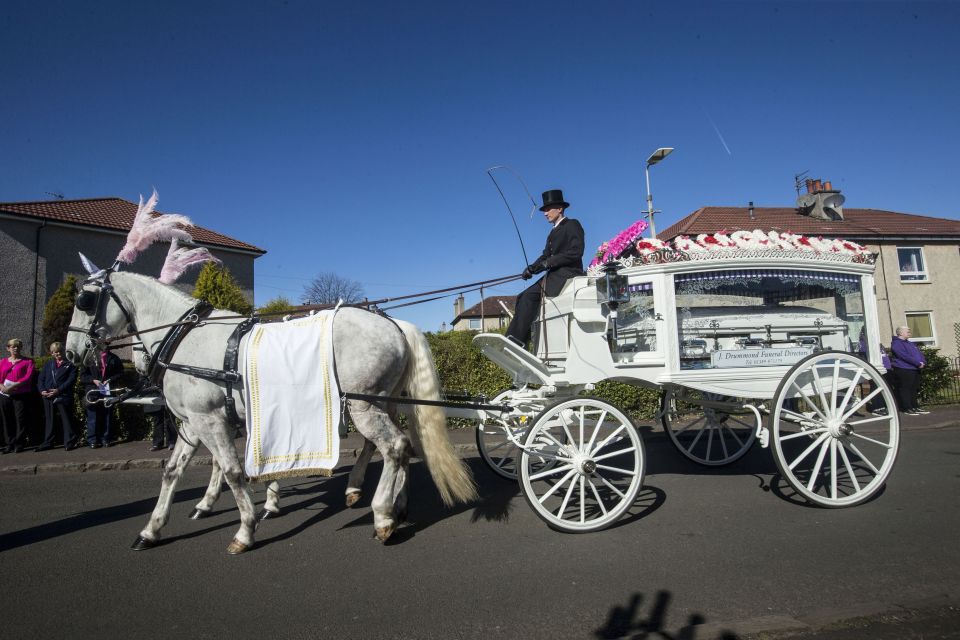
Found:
<box><xmin>595</xmin><ymin>590</ymin><xmax>740</xmax><ymax>640</ymax></box>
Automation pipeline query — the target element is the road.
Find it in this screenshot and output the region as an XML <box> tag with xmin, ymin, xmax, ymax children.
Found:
<box><xmin>1</xmin><ymin>426</ymin><xmax>959</xmax><ymax>639</ymax></box>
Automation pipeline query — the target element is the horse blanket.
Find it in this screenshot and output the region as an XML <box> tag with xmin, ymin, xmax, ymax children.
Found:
<box><xmin>243</xmin><ymin>311</ymin><xmax>340</xmax><ymax>481</ymax></box>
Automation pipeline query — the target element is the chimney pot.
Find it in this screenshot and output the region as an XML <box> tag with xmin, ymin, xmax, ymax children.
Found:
<box><xmin>814</xmin><ymin>179</ymin><xmax>823</xmax><ymax>192</ymax></box>
<box><xmin>805</xmin><ymin>179</ymin><xmax>815</xmax><ymax>194</ymax></box>
<box><xmin>823</xmin><ymin>180</ymin><xmax>832</xmax><ymax>191</ymax></box>
<box><xmin>748</xmin><ymin>201</ymin><xmax>755</xmax><ymax>220</ymax></box>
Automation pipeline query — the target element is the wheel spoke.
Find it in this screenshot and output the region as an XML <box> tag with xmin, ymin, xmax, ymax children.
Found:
<box><xmin>592</xmin><ymin>472</ymin><xmax>627</xmax><ymax>499</ymax></box>
<box><xmin>723</xmin><ymin>423</ymin><xmax>745</xmax><ymax>447</ymax></box>
<box><xmin>579</xmin><ymin>477</ymin><xmax>586</xmax><ymax>523</ymax></box>
<box><xmin>559</xmin><ymin>412</ymin><xmax>577</xmax><ymax>456</ymax></box>
<box><xmin>841</xmin><ymin>387</ymin><xmax>882</xmax><ymax>421</ymax></box>
<box><xmin>830</xmin><ymin>359</ymin><xmax>840</xmax><ymax>414</ymax></box>
<box><xmin>787</xmin><ymin>386</ymin><xmax>829</xmax><ymax>423</ymax></box>
<box><xmin>686</xmin><ymin>422</ymin><xmax>707</xmax><ymax>450</ymax></box>
<box><xmin>848</xmin><ymin>431</ymin><xmax>893</xmax><ymax>449</ymax></box>
<box><xmin>587</xmin><ymin>477</ymin><xmax>608</xmax><ymax>515</ymax></box>
<box><xmin>838</xmin><ymin>443</ymin><xmax>862</xmax><ymax>493</ymax></box>
<box><xmin>596</xmin><ymin>464</ymin><xmax>636</xmax><ymax>476</ymax></box>
<box><xmin>806</xmin><ymin>437</ymin><xmax>831</xmax><ymax>491</ymax></box>
<box><xmin>585</xmin><ymin>410</ymin><xmax>607</xmax><ymax>454</ymax></box>
<box><xmin>590</xmin><ymin>425</ymin><xmax>626</xmax><ymax>456</ymax></box>
<box><xmin>537</xmin><ymin>468</ymin><xmax>578</xmax><ymax>504</ymax></box>
<box><xmin>841</xmin><ymin>440</ymin><xmax>880</xmax><ymax>474</ymax></box>
<box><xmin>726</xmin><ymin>415</ymin><xmax>753</xmax><ymax>430</ymax></box>
<box><xmin>529</xmin><ymin>463</ymin><xmax>575</xmax><ymax>482</ymax></box>
<box><xmin>811</xmin><ymin>366</ymin><xmax>832</xmax><ymax>420</ymax></box>
<box><xmin>836</xmin><ymin>366</ymin><xmax>864</xmax><ymax>418</ymax></box>
<box><xmin>830</xmin><ymin>438</ymin><xmax>837</xmax><ymax>500</ymax></box>
<box><xmin>847</xmin><ymin>415</ymin><xmax>893</xmax><ymax>427</ymax></box>
<box><xmin>778</xmin><ymin>427</ymin><xmax>828</xmax><ymax>441</ymax></box>
<box><xmin>536</xmin><ymin>430</ymin><xmax>574</xmax><ymax>457</ymax></box>
<box><xmin>556</xmin><ymin>471</ymin><xmax>579</xmax><ymax>517</ymax></box>
<box><xmin>672</xmin><ymin>415</ymin><xmax>707</xmax><ymax>437</ymax></box>
<box><xmin>788</xmin><ymin>432</ymin><xmax>831</xmax><ymax>471</ymax></box>
<box><xmin>485</xmin><ymin>439</ymin><xmax>513</xmax><ymax>454</ymax></box>
<box><xmin>592</xmin><ymin>446</ymin><xmax>637</xmax><ymax>462</ymax></box>
<box><xmin>705</xmin><ymin>425</ymin><xmax>715</xmax><ymax>459</ymax></box>
<box><xmin>578</xmin><ymin>407</ymin><xmax>585</xmax><ymax>453</ymax></box>
<box><xmin>718</xmin><ymin>426</ymin><xmax>729</xmax><ymax>459</ymax></box>
<box><xmin>780</xmin><ymin>407</ymin><xmax>825</xmax><ymax>426</ymax></box>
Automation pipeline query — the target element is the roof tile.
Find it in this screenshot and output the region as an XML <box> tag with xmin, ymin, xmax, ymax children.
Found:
<box><xmin>0</xmin><ymin>197</ymin><xmax>265</xmax><ymax>253</ymax></box>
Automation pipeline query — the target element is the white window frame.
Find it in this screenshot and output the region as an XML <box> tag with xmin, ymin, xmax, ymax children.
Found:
<box><xmin>468</xmin><ymin>318</ymin><xmax>482</xmax><ymax>330</ymax></box>
<box><xmin>897</xmin><ymin>246</ymin><xmax>929</xmax><ymax>282</ymax></box>
<box><xmin>904</xmin><ymin>311</ymin><xmax>936</xmax><ymax>346</ymax></box>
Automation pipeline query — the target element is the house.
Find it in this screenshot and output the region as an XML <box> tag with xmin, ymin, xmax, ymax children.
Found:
<box><xmin>450</xmin><ymin>294</ymin><xmax>516</xmax><ymax>331</ymax></box>
<box><xmin>658</xmin><ymin>179</ymin><xmax>960</xmax><ymax>357</ymax></box>
<box><xmin>0</xmin><ymin>196</ymin><xmax>266</xmax><ymax>354</ymax></box>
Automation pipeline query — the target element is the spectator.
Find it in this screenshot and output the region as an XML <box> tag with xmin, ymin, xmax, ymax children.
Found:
<box><xmin>145</xmin><ymin>400</ymin><xmax>177</xmax><ymax>451</ymax></box>
<box><xmin>37</xmin><ymin>341</ymin><xmax>79</xmax><ymax>451</ymax></box>
<box><xmin>890</xmin><ymin>325</ymin><xmax>928</xmax><ymax>416</ymax></box>
<box><xmin>1</xmin><ymin>338</ymin><xmax>35</xmax><ymax>453</ymax></box>
<box><xmin>80</xmin><ymin>350</ymin><xmax>123</xmax><ymax>448</ymax></box>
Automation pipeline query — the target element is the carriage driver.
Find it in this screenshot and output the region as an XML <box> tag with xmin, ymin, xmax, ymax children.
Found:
<box><xmin>505</xmin><ymin>189</ymin><xmax>585</xmax><ymax>347</ymax></box>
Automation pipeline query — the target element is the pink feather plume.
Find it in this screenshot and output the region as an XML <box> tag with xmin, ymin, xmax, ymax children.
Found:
<box><xmin>116</xmin><ymin>190</ymin><xmax>194</xmax><ymax>264</ymax></box>
<box><xmin>158</xmin><ymin>239</ymin><xmax>221</xmax><ymax>284</ymax></box>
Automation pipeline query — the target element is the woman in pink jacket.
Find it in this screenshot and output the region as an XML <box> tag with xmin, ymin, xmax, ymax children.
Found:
<box><xmin>1</xmin><ymin>338</ymin><xmax>35</xmax><ymax>453</ymax></box>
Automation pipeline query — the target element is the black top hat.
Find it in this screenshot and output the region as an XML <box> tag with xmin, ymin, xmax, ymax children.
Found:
<box><xmin>540</xmin><ymin>189</ymin><xmax>570</xmax><ymax>212</ymax></box>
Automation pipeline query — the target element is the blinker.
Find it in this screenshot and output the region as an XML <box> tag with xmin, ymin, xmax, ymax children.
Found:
<box><xmin>75</xmin><ymin>290</ymin><xmax>97</xmax><ymax>312</ymax></box>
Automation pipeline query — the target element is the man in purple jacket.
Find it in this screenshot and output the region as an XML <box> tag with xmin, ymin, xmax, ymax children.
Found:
<box><xmin>890</xmin><ymin>326</ymin><xmax>928</xmax><ymax>415</ymax></box>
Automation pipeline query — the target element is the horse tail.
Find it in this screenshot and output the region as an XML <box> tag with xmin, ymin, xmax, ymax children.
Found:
<box><xmin>394</xmin><ymin>320</ymin><xmax>477</xmax><ymax>506</ymax></box>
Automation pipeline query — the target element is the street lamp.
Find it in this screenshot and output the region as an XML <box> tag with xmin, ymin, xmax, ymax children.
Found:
<box><xmin>644</xmin><ymin>147</ymin><xmax>674</xmax><ymax>238</ymax></box>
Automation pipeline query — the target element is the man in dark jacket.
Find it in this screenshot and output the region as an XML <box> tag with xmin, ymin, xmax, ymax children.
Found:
<box><xmin>890</xmin><ymin>325</ymin><xmax>928</xmax><ymax>416</ymax></box>
<box><xmin>505</xmin><ymin>189</ymin><xmax>585</xmax><ymax>347</ymax></box>
<box><xmin>37</xmin><ymin>342</ymin><xmax>79</xmax><ymax>451</ymax></box>
<box><xmin>80</xmin><ymin>350</ymin><xmax>124</xmax><ymax>448</ymax></box>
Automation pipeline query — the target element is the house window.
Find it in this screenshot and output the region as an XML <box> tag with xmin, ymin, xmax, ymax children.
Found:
<box><xmin>897</xmin><ymin>247</ymin><xmax>928</xmax><ymax>282</ymax></box>
<box><xmin>905</xmin><ymin>312</ymin><xmax>936</xmax><ymax>346</ymax></box>
<box><xmin>468</xmin><ymin>318</ymin><xmax>482</xmax><ymax>330</ymax></box>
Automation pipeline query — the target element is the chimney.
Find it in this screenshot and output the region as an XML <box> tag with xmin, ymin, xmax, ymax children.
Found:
<box><xmin>805</xmin><ymin>179</ymin><xmax>815</xmax><ymax>194</ymax></box>
<box><xmin>796</xmin><ymin>177</ymin><xmax>845</xmax><ymax>220</ymax></box>
<box><xmin>748</xmin><ymin>201</ymin><xmax>755</xmax><ymax>220</ymax></box>
<box><xmin>454</xmin><ymin>294</ymin><xmax>464</xmax><ymax>317</ymax></box>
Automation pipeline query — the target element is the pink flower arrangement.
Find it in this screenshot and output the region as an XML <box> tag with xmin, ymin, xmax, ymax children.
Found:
<box><xmin>589</xmin><ymin>219</ymin><xmax>649</xmax><ymax>267</ymax></box>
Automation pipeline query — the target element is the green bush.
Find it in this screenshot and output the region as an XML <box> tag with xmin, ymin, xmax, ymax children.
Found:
<box><xmin>193</xmin><ymin>263</ymin><xmax>253</xmax><ymax>314</ymax></box>
<box><xmin>919</xmin><ymin>346</ymin><xmax>955</xmax><ymax>404</ymax></box>
<box><xmin>42</xmin><ymin>275</ymin><xmax>78</xmax><ymax>348</ymax></box>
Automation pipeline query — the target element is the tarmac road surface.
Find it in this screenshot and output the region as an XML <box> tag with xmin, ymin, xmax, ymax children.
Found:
<box><xmin>1</xmin><ymin>424</ymin><xmax>958</xmax><ymax>639</ymax></box>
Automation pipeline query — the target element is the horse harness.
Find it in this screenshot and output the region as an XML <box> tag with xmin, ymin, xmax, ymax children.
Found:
<box><xmin>70</xmin><ymin>271</ymin><xmax>511</xmax><ymax>426</ymax></box>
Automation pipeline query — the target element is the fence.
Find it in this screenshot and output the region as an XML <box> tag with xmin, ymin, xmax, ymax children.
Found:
<box><xmin>927</xmin><ymin>355</ymin><xmax>960</xmax><ymax>405</ymax></box>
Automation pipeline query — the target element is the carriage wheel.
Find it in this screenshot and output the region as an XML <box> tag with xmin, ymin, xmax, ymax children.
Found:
<box><xmin>519</xmin><ymin>397</ymin><xmax>645</xmax><ymax>533</ymax></box>
<box><xmin>770</xmin><ymin>352</ymin><xmax>900</xmax><ymax>508</ymax></box>
<box><xmin>660</xmin><ymin>389</ymin><xmax>759</xmax><ymax>466</ymax></box>
<box><xmin>476</xmin><ymin>391</ymin><xmax>542</xmax><ymax>480</ymax></box>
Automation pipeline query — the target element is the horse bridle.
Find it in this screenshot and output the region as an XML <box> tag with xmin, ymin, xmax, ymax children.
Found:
<box><xmin>68</xmin><ymin>270</ymin><xmax>140</xmax><ymax>358</ymax></box>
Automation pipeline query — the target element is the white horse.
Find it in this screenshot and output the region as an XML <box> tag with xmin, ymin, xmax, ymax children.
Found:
<box><xmin>66</xmin><ymin>269</ymin><xmax>476</xmax><ymax>553</ymax></box>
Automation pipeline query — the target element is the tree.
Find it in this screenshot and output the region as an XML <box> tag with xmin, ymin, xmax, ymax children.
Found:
<box><xmin>257</xmin><ymin>296</ymin><xmax>295</xmax><ymax>316</ymax></box>
<box><xmin>192</xmin><ymin>263</ymin><xmax>253</xmax><ymax>314</ymax></box>
<box><xmin>42</xmin><ymin>274</ymin><xmax>79</xmax><ymax>349</ymax></box>
<box><xmin>303</xmin><ymin>272</ymin><xmax>365</xmax><ymax>305</ymax></box>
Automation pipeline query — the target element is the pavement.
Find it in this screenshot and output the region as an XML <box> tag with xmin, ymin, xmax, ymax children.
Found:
<box><xmin>1</xmin><ymin>403</ymin><xmax>957</xmax><ymax>476</ymax></box>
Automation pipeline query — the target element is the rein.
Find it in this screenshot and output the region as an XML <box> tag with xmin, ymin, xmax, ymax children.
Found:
<box><xmin>94</xmin><ymin>272</ymin><xmax>524</xmax><ymax>345</ymax></box>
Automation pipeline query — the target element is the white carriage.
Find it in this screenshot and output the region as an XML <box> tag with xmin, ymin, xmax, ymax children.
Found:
<box><xmin>471</xmin><ymin>243</ymin><xmax>899</xmax><ymax>532</ymax></box>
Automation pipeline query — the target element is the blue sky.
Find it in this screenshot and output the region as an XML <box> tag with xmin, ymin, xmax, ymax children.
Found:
<box><xmin>3</xmin><ymin>1</ymin><xmax>959</xmax><ymax>330</ymax></box>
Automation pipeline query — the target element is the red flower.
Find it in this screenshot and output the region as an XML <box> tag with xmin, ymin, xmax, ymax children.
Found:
<box><xmin>703</xmin><ymin>236</ymin><xmax>719</xmax><ymax>244</ymax></box>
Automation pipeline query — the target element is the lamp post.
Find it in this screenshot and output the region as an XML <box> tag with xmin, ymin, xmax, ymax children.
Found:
<box><xmin>644</xmin><ymin>147</ymin><xmax>674</xmax><ymax>238</ymax></box>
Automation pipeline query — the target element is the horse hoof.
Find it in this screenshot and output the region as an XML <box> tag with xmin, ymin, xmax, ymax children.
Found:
<box><xmin>345</xmin><ymin>491</ymin><xmax>361</xmax><ymax>507</ymax></box>
<box><xmin>189</xmin><ymin>508</ymin><xmax>211</xmax><ymax>520</ymax></box>
<box><xmin>374</xmin><ymin>525</ymin><xmax>395</xmax><ymax>543</ymax></box>
<box><xmin>257</xmin><ymin>508</ymin><xmax>279</xmax><ymax>522</ymax></box>
<box><xmin>226</xmin><ymin>539</ymin><xmax>252</xmax><ymax>555</ymax></box>
<box><xmin>131</xmin><ymin>535</ymin><xmax>157</xmax><ymax>551</ymax></box>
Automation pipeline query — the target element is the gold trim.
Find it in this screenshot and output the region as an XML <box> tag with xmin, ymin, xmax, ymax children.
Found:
<box><xmin>250</xmin><ymin>467</ymin><xmax>334</xmax><ymax>482</ymax></box>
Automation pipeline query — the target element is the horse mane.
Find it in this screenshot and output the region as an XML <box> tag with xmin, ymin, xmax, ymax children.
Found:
<box><xmin>114</xmin><ymin>271</ymin><xmax>199</xmax><ymax>306</ymax></box>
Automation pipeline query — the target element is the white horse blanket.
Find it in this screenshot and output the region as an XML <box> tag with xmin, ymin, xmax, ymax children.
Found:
<box><xmin>243</xmin><ymin>311</ymin><xmax>341</xmax><ymax>481</ymax></box>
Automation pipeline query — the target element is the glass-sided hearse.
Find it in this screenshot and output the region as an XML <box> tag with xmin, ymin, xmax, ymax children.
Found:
<box><xmin>473</xmin><ymin>241</ymin><xmax>899</xmax><ymax>532</ymax></box>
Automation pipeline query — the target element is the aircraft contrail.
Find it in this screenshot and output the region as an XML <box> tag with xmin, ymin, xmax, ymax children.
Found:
<box><xmin>703</xmin><ymin>110</ymin><xmax>732</xmax><ymax>155</ymax></box>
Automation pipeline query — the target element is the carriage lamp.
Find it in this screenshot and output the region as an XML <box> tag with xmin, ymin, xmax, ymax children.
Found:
<box><xmin>598</xmin><ymin>263</ymin><xmax>629</xmax><ymax>350</ymax></box>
